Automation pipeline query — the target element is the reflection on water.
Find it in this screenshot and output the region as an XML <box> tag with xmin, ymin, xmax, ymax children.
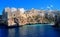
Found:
<box><xmin>0</xmin><ymin>24</ymin><xmax>60</xmax><ymax>37</ymax></box>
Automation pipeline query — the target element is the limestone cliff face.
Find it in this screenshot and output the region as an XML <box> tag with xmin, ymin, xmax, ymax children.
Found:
<box><xmin>2</xmin><ymin>7</ymin><xmax>55</xmax><ymax>26</ymax></box>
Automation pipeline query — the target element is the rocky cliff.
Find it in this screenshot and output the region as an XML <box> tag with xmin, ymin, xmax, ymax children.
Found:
<box><xmin>2</xmin><ymin>7</ymin><xmax>57</xmax><ymax>26</ymax></box>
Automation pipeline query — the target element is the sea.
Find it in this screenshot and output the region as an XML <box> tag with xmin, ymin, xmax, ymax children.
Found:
<box><xmin>0</xmin><ymin>24</ymin><xmax>60</xmax><ymax>37</ymax></box>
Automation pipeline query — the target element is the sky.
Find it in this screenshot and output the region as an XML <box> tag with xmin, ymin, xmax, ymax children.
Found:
<box><xmin>0</xmin><ymin>0</ymin><xmax>60</xmax><ymax>15</ymax></box>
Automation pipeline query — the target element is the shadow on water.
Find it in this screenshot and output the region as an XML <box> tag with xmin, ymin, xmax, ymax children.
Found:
<box><xmin>52</xmin><ymin>27</ymin><xmax>60</xmax><ymax>37</ymax></box>
<box><xmin>0</xmin><ymin>28</ymin><xmax>8</xmax><ymax>37</ymax></box>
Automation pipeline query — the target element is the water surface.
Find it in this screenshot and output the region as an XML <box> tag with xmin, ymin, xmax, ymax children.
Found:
<box><xmin>0</xmin><ymin>24</ymin><xmax>60</xmax><ymax>37</ymax></box>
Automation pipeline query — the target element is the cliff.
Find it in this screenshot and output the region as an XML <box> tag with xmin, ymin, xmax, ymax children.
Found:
<box><xmin>2</xmin><ymin>7</ymin><xmax>59</xmax><ymax>27</ymax></box>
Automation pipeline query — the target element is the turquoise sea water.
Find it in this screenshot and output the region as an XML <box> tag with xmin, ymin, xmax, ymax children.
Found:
<box><xmin>0</xmin><ymin>24</ymin><xmax>60</xmax><ymax>37</ymax></box>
